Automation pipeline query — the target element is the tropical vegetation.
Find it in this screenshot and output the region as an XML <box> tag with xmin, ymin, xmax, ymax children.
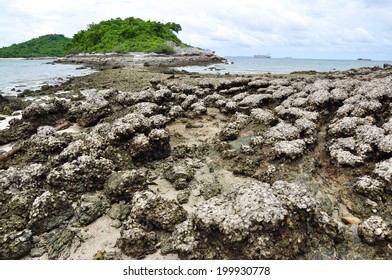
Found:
<box><xmin>0</xmin><ymin>17</ymin><xmax>186</xmax><ymax>58</ymax></box>
<box><xmin>65</xmin><ymin>17</ymin><xmax>185</xmax><ymax>54</ymax></box>
<box><xmin>0</xmin><ymin>34</ymin><xmax>70</xmax><ymax>58</ymax></box>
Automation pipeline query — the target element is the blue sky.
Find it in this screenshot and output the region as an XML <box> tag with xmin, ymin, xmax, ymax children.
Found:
<box><xmin>0</xmin><ymin>0</ymin><xmax>391</xmax><ymax>60</ymax></box>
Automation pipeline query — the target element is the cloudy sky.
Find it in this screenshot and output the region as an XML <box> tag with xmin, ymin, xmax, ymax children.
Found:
<box><xmin>0</xmin><ymin>0</ymin><xmax>391</xmax><ymax>60</ymax></box>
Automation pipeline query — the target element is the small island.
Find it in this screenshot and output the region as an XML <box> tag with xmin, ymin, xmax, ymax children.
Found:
<box><xmin>0</xmin><ymin>34</ymin><xmax>70</xmax><ymax>58</ymax></box>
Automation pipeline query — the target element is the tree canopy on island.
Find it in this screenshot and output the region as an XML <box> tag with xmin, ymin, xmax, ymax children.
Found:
<box><xmin>65</xmin><ymin>17</ymin><xmax>184</xmax><ymax>54</ymax></box>
<box><xmin>0</xmin><ymin>34</ymin><xmax>70</xmax><ymax>58</ymax></box>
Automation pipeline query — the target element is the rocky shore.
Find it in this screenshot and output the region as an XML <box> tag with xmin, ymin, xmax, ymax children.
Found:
<box><xmin>56</xmin><ymin>46</ymin><xmax>226</xmax><ymax>69</ymax></box>
<box><xmin>0</xmin><ymin>56</ymin><xmax>391</xmax><ymax>260</ymax></box>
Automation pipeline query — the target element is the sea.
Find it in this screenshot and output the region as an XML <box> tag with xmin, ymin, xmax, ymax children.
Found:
<box><xmin>0</xmin><ymin>59</ymin><xmax>94</xmax><ymax>96</ymax></box>
<box><xmin>1</xmin><ymin>57</ymin><xmax>391</xmax><ymax>97</ymax></box>
<box><xmin>177</xmin><ymin>56</ymin><xmax>392</xmax><ymax>75</ymax></box>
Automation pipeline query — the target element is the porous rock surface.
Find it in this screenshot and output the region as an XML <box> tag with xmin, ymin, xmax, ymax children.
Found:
<box><xmin>1</xmin><ymin>64</ymin><xmax>392</xmax><ymax>260</ymax></box>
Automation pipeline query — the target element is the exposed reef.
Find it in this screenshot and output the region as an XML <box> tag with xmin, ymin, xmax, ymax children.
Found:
<box><xmin>1</xmin><ymin>63</ymin><xmax>392</xmax><ymax>260</ymax></box>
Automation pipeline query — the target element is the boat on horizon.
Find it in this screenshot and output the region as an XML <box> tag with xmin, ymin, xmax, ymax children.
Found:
<box><xmin>254</xmin><ymin>54</ymin><xmax>271</xmax><ymax>58</ymax></box>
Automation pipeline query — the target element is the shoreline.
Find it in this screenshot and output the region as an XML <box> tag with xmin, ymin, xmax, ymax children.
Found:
<box><xmin>1</xmin><ymin>58</ymin><xmax>392</xmax><ymax>260</ymax></box>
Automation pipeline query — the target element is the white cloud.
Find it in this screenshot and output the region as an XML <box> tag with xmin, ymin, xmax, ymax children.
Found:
<box><xmin>0</xmin><ymin>0</ymin><xmax>391</xmax><ymax>59</ymax></box>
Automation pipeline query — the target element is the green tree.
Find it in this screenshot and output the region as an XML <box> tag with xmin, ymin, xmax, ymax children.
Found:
<box><xmin>65</xmin><ymin>17</ymin><xmax>185</xmax><ymax>54</ymax></box>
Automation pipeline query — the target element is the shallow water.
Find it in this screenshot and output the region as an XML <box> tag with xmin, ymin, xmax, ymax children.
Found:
<box><xmin>0</xmin><ymin>59</ymin><xmax>94</xmax><ymax>96</ymax></box>
<box><xmin>177</xmin><ymin>57</ymin><xmax>392</xmax><ymax>74</ymax></box>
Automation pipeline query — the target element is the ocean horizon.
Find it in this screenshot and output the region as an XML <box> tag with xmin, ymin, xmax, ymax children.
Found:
<box><xmin>177</xmin><ymin>56</ymin><xmax>392</xmax><ymax>74</ymax></box>
<box><xmin>1</xmin><ymin>56</ymin><xmax>392</xmax><ymax>97</ymax></box>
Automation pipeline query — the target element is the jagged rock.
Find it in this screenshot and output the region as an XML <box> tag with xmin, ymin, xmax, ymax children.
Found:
<box><xmin>181</xmin><ymin>95</ymin><xmax>198</xmax><ymax>109</ymax></box>
<box><xmin>28</xmin><ymin>126</ymin><xmax>67</xmax><ymax>153</ymax></box>
<box><xmin>224</xmin><ymin>101</ymin><xmax>238</xmax><ymax>113</ymax></box>
<box><xmin>149</xmin><ymin>114</ymin><xmax>170</xmax><ymax>128</ymax></box>
<box><xmin>378</xmin><ymin>135</ymin><xmax>392</xmax><ymax>153</ymax></box>
<box><xmin>190</xmin><ymin>101</ymin><xmax>207</xmax><ymax>115</ymax></box>
<box><xmin>171</xmin><ymin>180</ymin><xmax>319</xmax><ymax>259</ymax></box>
<box><xmin>0</xmin><ymin>229</ymin><xmax>32</xmax><ymax>259</ymax></box>
<box><xmin>22</xmin><ymin>99</ymin><xmax>68</xmax><ymax>126</ymax></box>
<box><xmin>250</xmin><ymin>108</ymin><xmax>276</xmax><ymax>124</ymax></box>
<box><xmin>177</xmin><ymin>189</ymin><xmax>191</xmax><ymax>204</ymax></box>
<box><xmin>275</xmin><ymin>106</ymin><xmax>319</xmax><ymax>122</ymax></box>
<box><xmin>69</xmin><ymin>92</ymin><xmax>110</xmax><ymax>127</ymax></box>
<box><xmin>374</xmin><ymin>158</ymin><xmax>392</xmax><ymax>182</ymax></box>
<box><xmin>272</xmin><ymin>86</ymin><xmax>295</xmax><ymax>99</ymax></box>
<box><xmin>200</xmin><ymin>181</ymin><xmax>222</xmax><ymax>200</ymax></box>
<box><xmin>47</xmin><ymin>156</ymin><xmax>114</xmax><ymax>193</ymax></box>
<box><xmin>130</xmin><ymin>102</ymin><xmax>159</xmax><ymax>117</ymax></box>
<box><xmin>273</xmin><ymin>139</ymin><xmax>306</xmax><ymax>159</ymax></box>
<box><xmin>104</xmin><ymin>169</ymin><xmax>147</xmax><ymax>202</ymax></box>
<box><xmin>294</xmin><ymin>118</ymin><xmax>317</xmax><ymax>134</ymax></box>
<box><xmin>107</xmin><ymin>113</ymin><xmax>150</xmax><ymax>142</ymax></box>
<box><xmin>0</xmin><ymin>120</ymin><xmax>36</xmax><ymax>145</ymax></box>
<box><xmin>219</xmin><ymin>122</ymin><xmax>240</xmax><ymax>141</ymax></box>
<box><xmin>28</xmin><ymin>191</ymin><xmax>73</xmax><ymax>234</ymax></box>
<box><xmin>76</xmin><ymin>193</ymin><xmax>110</xmax><ymax>225</ymax></box>
<box><xmin>0</xmin><ymin>164</ymin><xmax>47</xmax><ymax>191</ymax></box>
<box><xmin>329</xmin><ymin>137</ymin><xmax>367</xmax><ymax>166</ymax></box>
<box><xmin>354</xmin><ymin>176</ymin><xmax>385</xmax><ymax>201</ymax></box>
<box><xmin>328</xmin><ymin>116</ymin><xmax>374</xmax><ymax>137</ymax></box>
<box><xmin>203</xmin><ymin>93</ymin><xmax>226</xmax><ymax>107</ymax></box>
<box><xmin>117</xmin><ymin>221</ymin><xmax>157</xmax><ymax>259</ymax></box>
<box><xmin>44</xmin><ymin>228</ymin><xmax>75</xmax><ymax>260</ymax></box>
<box><xmin>248</xmin><ymin>79</ymin><xmax>270</xmax><ymax>88</ymax></box>
<box><xmin>382</xmin><ymin>118</ymin><xmax>392</xmax><ymax>134</ymax></box>
<box><xmin>265</xmin><ymin>122</ymin><xmax>300</xmax><ymax>143</ymax></box>
<box><xmin>168</xmin><ymin>105</ymin><xmax>184</xmax><ymax>118</ymax></box>
<box><xmin>354</xmin><ymin>125</ymin><xmax>385</xmax><ymax>146</ymax></box>
<box><xmin>307</xmin><ymin>89</ymin><xmax>330</xmax><ymax>107</ymax></box>
<box><xmin>238</xmin><ymin>94</ymin><xmax>271</xmax><ymax>108</ymax></box>
<box><xmin>358</xmin><ymin>216</ymin><xmax>390</xmax><ymax>244</ymax></box>
<box><xmin>146</xmin><ymin>129</ymin><xmax>171</xmax><ymax>160</ymax></box>
<box><xmin>116</xmin><ymin>90</ymin><xmax>153</xmax><ymax>106</ymax></box>
<box><xmin>108</xmin><ymin>202</ymin><xmax>132</xmax><ymax>221</ymax></box>
<box><xmin>131</xmin><ymin>190</ymin><xmax>187</xmax><ymax>231</ymax></box>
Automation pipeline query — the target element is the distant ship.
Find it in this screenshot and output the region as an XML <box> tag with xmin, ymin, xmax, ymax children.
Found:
<box><xmin>357</xmin><ymin>58</ymin><xmax>371</xmax><ymax>61</ymax></box>
<box><xmin>254</xmin><ymin>54</ymin><xmax>271</xmax><ymax>58</ymax></box>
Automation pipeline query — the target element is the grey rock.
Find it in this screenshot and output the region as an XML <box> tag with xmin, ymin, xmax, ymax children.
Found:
<box><xmin>328</xmin><ymin>116</ymin><xmax>374</xmax><ymax>137</ymax></box>
<box><xmin>108</xmin><ymin>202</ymin><xmax>132</xmax><ymax>221</ymax></box>
<box><xmin>177</xmin><ymin>189</ymin><xmax>191</xmax><ymax>204</ymax></box>
<box><xmin>104</xmin><ymin>169</ymin><xmax>147</xmax><ymax>202</ymax></box>
<box><xmin>130</xmin><ymin>102</ymin><xmax>159</xmax><ymax>117</ymax></box>
<box><xmin>28</xmin><ymin>191</ymin><xmax>73</xmax><ymax>234</ymax></box>
<box><xmin>131</xmin><ymin>190</ymin><xmax>187</xmax><ymax>231</ymax></box>
<box><xmin>374</xmin><ymin>158</ymin><xmax>392</xmax><ymax>182</ymax></box>
<box><xmin>273</xmin><ymin>139</ymin><xmax>306</xmax><ymax>159</ymax></box>
<box><xmin>0</xmin><ymin>229</ymin><xmax>32</xmax><ymax>259</ymax></box>
<box><xmin>76</xmin><ymin>193</ymin><xmax>110</xmax><ymax>226</ymax></box>
<box><xmin>265</xmin><ymin>122</ymin><xmax>300</xmax><ymax>143</ymax></box>
<box><xmin>358</xmin><ymin>216</ymin><xmax>390</xmax><ymax>244</ymax></box>
<box><xmin>29</xmin><ymin>126</ymin><xmax>67</xmax><ymax>153</ymax></box>
<box><xmin>378</xmin><ymin>135</ymin><xmax>392</xmax><ymax>153</ymax></box>
<box><xmin>47</xmin><ymin>155</ymin><xmax>114</xmax><ymax>193</ymax></box>
<box><xmin>171</xmin><ymin>180</ymin><xmax>318</xmax><ymax>259</ymax></box>
<box><xmin>45</xmin><ymin>228</ymin><xmax>75</xmax><ymax>260</ymax></box>
<box><xmin>117</xmin><ymin>221</ymin><xmax>157</xmax><ymax>259</ymax></box>
<box><xmin>250</xmin><ymin>108</ymin><xmax>276</xmax><ymax>124</ymax></box>
<box><xmin>69</xmin><ymin>91</ymin><xmax>110</xmax><ymax>127</ymax></box>
<box><xmin>0</xmin><ymin>163</ymin><xmax>47</xmax><ymax>191</ymax></box>
<box><xmin>354</xmin><ymin>176</ymin><xmax>385</xmax><ymax>201</ymax></box>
